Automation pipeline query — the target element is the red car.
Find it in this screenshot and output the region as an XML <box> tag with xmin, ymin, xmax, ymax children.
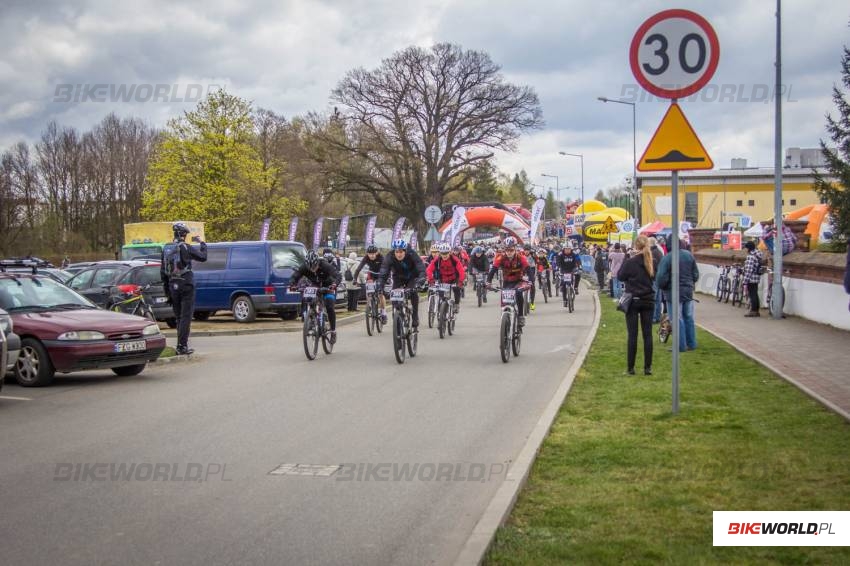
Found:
<box><xmin>0</xmin><ymin>273</ymin><xmax>166</xmax><ymax>386</ymax></box>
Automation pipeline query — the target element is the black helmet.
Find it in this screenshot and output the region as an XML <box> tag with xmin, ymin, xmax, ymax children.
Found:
<box><xmin>366</xmin><ymin>245</ymin><xmax>378</xmax><ymax>254</ymax></box>
<box><xmin>172</xmin><ymin>222</ymin><xmax>190</xmax><ymax>240</ymax></box>
<box><xmin>305</xmin><ymin>250</ymin><xmax>320</xmax><ymax>269</ymax></box>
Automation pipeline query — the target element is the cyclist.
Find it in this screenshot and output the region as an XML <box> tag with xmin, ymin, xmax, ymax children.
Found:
<box><xmin>428</xmin><ymin>242</ymin><xmax>440</xmax><ymax>263</ymax></box>
<box><xmin>377</xmin><ymin>239</ymin><xmax>426</xmax><ymax>329</ymax></box>
<box><xmin>554</xmin><ymin>245</ymin><xmax>581</xmax><ymax>300</ymax></box>
<box><xmin>426</xmin><ymin>242</ymin><xmax>465</xmax><ymax>313</ymax></box>
<box><xmin>353</xmin><ymin>244</ymin><xmax>386</xmax><ymax>322</ymax></box>
<box><xmin>535</xmin><ymin>248</ymin><xmax>552</xmax><ymax>290</ymax></box>
<box><xmin>452</xmin><ymin>245</ymin><xmax>470</xmax><ymax>267</ymax></box>
<box><xmin>523</xmin><ymin>244</ymin><xmax>537</xmax><ymax>311</ymax></box>
<box><xmin>290</xmin><ymin>250</ymin><xmax>342</xmax><ymax>342</ymax></box>
<box><xmin>487</xmin><ymin>237</ymin><xmax>532</xmax><ymax>327</ymax></box>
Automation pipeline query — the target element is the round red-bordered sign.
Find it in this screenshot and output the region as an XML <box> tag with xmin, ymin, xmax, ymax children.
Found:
<box><xmin>629</xmin><ymin>9</ymin><xmax>719</xmax><ymax>99</ymax></box>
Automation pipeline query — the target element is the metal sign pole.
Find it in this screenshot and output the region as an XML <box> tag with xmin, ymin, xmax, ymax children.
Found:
<box><xmin>671</xmin><ymin>167</ymin><xmax>680</xmax><ymax>415</ymax></box>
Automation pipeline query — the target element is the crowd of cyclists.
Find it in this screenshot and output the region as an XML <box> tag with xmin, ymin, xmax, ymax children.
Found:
<box><xmin>288</xmin><ymin>235</ymin><xmax>587</xmax><ymax>356</ymax></box>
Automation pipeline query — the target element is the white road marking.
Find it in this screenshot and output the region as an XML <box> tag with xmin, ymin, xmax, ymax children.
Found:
<box><xmin>0</xmin><ymin>395</ymin><xmax>33</xmax><ymax>401</ymax></box>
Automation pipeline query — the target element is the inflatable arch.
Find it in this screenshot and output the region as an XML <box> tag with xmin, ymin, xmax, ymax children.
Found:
<box><xmin>438</xmin><ymin>207</ymin><xmax>531</xmax><ymax>243</ymax></box>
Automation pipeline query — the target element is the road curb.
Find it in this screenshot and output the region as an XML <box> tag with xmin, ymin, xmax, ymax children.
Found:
<box><xmin>162</xmin><ymin>312</ymin><xmax>365</xmax><ymax>338</ymax></box>
<box><xmin>453</xmin><ymin>284</ymin><xmax>602</xmax><ymax>566</ymax></box>
<box><xmin>697</xmin><ymin>323</ymin><xmax>850</xmax><ymax>423</ymax></box>
<box><xmin>151</xmin><ymin>353</ymin><xmax>201</xmax><ymax>366</ymax></box>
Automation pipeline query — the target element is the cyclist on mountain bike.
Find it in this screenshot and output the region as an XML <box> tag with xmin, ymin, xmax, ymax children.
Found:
<box><xmin>377</xmin><ymin>239</ymin><xmax>426</xmax><ymax>329</ymax></box>
<box><xmin>426</xmin><ymin>242</ymin><xmax>465</xmax><ymax>313</ymax></box>
<box><xmin>290</xmin><ymin>250</ymin><xmax>342</xmax><ymax>342</ymax></box>
<box><xmin>487</xmin><ymin>237</ymin><xmax>533</xmax><ymax>326</ymax></box>
<box><xmin>469</xmin><ymin>246</ymin><xmax>491</xmax><ymax>303</ymax></box>
<box><xmin>522</xmin><ymin>244</ymin><xmax>538</xmax><ymax>311</ymax></box>
<box><xmin>554</xmin><ymin>245</ymin><xmax>581</xmax><ymax>298</ymax></box>
<box><xmin>354</xmin><ymin>244</ymin><xmax>386</xmax><ymax>321</ymax></box>
<box><xmin>452</xmin><ymin>245</ymin><xmax>469</xmax><ymax>267</ymax></box>
<box><xmin>536</xmin><ymin>248</ymin><xmax>552</xmax><ymax>287</ymax></box>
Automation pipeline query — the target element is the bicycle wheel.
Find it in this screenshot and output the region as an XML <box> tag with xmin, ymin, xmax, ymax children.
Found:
<box><xmin>142</xmin><ymin>305</ymin><xmax>156</xmax><ymax>322</ymax></box>
<box><xmin>321</xmin><ymin>315</ymin><xmax>334</xmax><ymax>355</ymax></box>
<box><xmin>511</xmin><ymin>323</ymin><xmax>522</xmax><ymax>357</ymax></box>
<box><xmin>393</xmin><ymin>311</ymin><xmax>406</xmax><ymax>364</ymax></box>
<box><xmin>542</xmin><ymin>281</ymin><xmax>549</xmax><ymax>303</ymax></box>
<box><xmin>769</xmin><ymin>285</ymin><xmax>785</xmax><ymax>315</ymax></box>
<box><xmin>477</xmin><ymin>285</ymin><xmax>483</xmax><ymax>308</ymax></box>
<box><xmin>568</xmin><ymin>289</ymin><xmax>575</xmax><ymax>313</ymax></box>
<box><xmin>302</xmin><ymin>309</ymin><xmax>319</xmax><ymax>360</ymax></box>
<box><xmin>365</xmin><ymin>299</ymin><xmax>374</xmax><ymax>336</ymax></box>
<box><xmin>500</xmin><ymin>312</ymin><xmax>511</xmax><ymax>363</ymax></box>
<box><xmin>427</xmin><ymin>294</ymin><xmax>436</xmax><ymax>328</ymax></box>
<box><xmin>438</xmin><ymin>300</ymin><xmax>448</xmax><ymax>339</ymax></box>
<box><xmin>375</xmin><ymin>298</ymin><xmax>384</xmax><ymax>333</ymax></box>
<box><xmin>731</xmin><ymin>283</ymin><xmax>741</xmax><ymax>307</ymax></box>
<box><xmin>406</xmin><ymin>316</ymin><xmax>418</xmax><ymax>357</ymax></box>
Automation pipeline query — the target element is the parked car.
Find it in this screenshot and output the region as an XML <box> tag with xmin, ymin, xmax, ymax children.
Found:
<box><xmin>0</xmin><ymin>308</ymin><xmax>21</xmax><ymax>378</ymax></box>
<box><xmin>65</xmin><ymin>260</ymin><xmax>175</xmax><ymax>327</ymax></box>
<box><xmin>0</xmin><ymin>273</ymin><xmax>166</xmax><ymax>386</ymax></box>
<box><xmin>0</xmin><ymin>259</ymin><xmax>73</xmax><ymax>284</ymax></box>
<box><xmin>191</xmin><ymin>240</ymin><xmax>347</xmax><ymax>322</ymax></box>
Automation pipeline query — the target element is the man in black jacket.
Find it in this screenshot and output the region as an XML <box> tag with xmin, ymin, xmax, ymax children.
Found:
<box><xmin>291</xmin><ymin>250</ymin><xmax>343</xmax><ymax>342</ymax></box>
<box><xmin>161</xmin><ymin>222</ymin><xmax>207</xmax><ymax>356</ymax></box>
<box><xmin>377</xmin><ymin>240</ymin><xmax>426</xmax><ymax>328</ymax></box>
<box><xmin>656</xmin><ymin>240</ymin><xmax>700</xmax><ymax>351</ymax></box>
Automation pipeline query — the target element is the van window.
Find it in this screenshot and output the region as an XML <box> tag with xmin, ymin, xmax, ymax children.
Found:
<box><xmin>194</xmin><ymin>248</ymin><xmax>228</xmax><ymax>271</ymax></box>
<box><xmin>230</xmin><ymin>246</ymin><xmax>265</xmax><ymax>269</ymax></box>
<box><xmin>270</xmin><ymin>245</ymin><xmax>304</xmax><ymax>270</ymax></box>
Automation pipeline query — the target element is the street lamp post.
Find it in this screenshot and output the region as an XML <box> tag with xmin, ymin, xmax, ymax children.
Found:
<box><xmin>597</xmin><ymin>96</ymin><xmax>638</xmax><ymax>223</ymax></box>
<box><xmin>540</xmin><ymin>174</ymin><xmax>559</xmax><ymax>200</ymax></box>
<box><xmin>558</xmin><ymin>152</ymin><xmax>584</xmax><ymax>208</ymax></box>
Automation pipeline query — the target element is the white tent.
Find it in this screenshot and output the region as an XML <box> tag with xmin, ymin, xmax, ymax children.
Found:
<box><xmin>744</xmin><ymin>223</ymin><xmax>764</xmax><ymax>237</ymax></box>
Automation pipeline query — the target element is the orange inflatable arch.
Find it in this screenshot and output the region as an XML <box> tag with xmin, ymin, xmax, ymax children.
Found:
<box><xmin>438</xmin><ymin>207</ymin><xmax>531</xmax><ymax>243</ymax></box>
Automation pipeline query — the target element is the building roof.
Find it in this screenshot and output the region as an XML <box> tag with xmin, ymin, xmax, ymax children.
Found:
<box><xmin>637</xmin><ymin>166</ymin><xmax>833</xmax><ymax>187</ymax></box>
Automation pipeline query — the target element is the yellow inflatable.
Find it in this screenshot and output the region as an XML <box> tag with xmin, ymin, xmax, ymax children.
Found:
<box><xmin>577</xmin><ymin>205</ymin><xmax>633</xmax><ymax>242</ymax></box>
<box><xmin>574</xmin><ymin>200</ymin><xmax>607</xmax><ymax>215</ymax></box>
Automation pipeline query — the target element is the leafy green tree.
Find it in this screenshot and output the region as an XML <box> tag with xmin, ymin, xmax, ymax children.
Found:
<box><xmin>143</xmin><ymin>90</ymin><xmax>305</xmax><ymax>241</ymax></box>
<box><xmin>814</xmin><ymin>46</ymin><xmax>850</xmax><ymax>244</ymax></box>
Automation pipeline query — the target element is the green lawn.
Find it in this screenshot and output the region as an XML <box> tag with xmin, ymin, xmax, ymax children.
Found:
<box><xmin>487</xmin><ymin>296</ymin><xmax>850</xmax><ymax>565</ymax></box>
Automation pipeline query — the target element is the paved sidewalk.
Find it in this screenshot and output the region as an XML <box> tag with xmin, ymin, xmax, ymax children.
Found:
<box><xmin>694</xmin><ymin>293</ymin><xmax>850</xmax><ymax>421</ymax></box>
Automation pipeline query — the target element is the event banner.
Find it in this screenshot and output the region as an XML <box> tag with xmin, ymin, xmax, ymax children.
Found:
<box><xmin>409</xmin><ymin>231</ymin><xmax>418</xmax><ymax>250</ymax></box>
<box><xmin>529</xmin><ymin>198</ymin><xmax>545</xmax><ymax>243</ymax></box>
<box><xmin>260</xmin><ymin>218</ymin><xmax>271</xmax><ymax>241</ymax></box>
<box><xmin>448</xmin><ymin>206</ymin><xmax>466</xmax><ymax>243</ymax></box>
<box><xmin>312</xmin><ymin>217</ymin><xmax>324</xmax><ymax>250</ymax></box>
<box><xmin>392</xmin><ymin>216</ymin><xmax>407</xmax><ymax>241</ymax></box>
<box><xmin>337</xmin><ymin>215</ymin><xmax>350</xmax><ymax>250</ymax></box>
<box><xmin>288</xmin><ymin>217</ymin><xmax>298</xmax><ymax>241</ymax></box>
<box><xmin>364</xmin><ymin>215</ymin><xmax>378</xmax><ymax>245</ymax></box>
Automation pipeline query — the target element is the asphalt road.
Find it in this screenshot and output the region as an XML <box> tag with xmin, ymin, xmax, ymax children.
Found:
<box><xmin>0</xmin><ymin>285</ymin><xmax>595</xmax><ymax>566</ymax></box>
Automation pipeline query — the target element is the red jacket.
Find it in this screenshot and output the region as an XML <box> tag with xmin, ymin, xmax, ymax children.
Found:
<box><xmin>494</xmin><ymin>253</ymin><xmax>529</xmax><ymax>283</ymax></box>
<box><xmin>426</xmin><ymin>254</ymin><xmax>466</xmax><ymax>284</ymax></box>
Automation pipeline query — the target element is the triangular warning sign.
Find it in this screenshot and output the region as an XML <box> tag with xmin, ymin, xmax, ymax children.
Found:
<box><xmin>638</xmin><ymin>103</ymin><xmax>713</xmax><ymax>171</ymax></box>
<box><xmin>601</xmin><ymin>216</ymin><xmax>618</xmax><ymax>233</ymax></box>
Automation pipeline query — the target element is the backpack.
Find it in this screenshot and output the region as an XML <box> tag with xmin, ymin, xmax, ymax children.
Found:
<box><xmin>164</xmin><ymin>243</ymin><xmax>189</xmax><ymax>278</ymax></box>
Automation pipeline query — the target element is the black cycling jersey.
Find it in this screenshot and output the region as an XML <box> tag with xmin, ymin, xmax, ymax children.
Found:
<box><xmin>555</xmin><ymin>252</ymin><xmax>580</xmax><ymax>273</ymax></box>
<box><xmin>354</xmin><ymin>254</ymin><xmax>384</xmax><ymax>280</ymax></box>
<box><xmin>291</xmin><ymin>259</ymin><xmax>342</xmax><ymax>288</ymax></box>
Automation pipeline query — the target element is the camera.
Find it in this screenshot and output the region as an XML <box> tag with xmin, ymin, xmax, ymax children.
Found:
<box><xmin>191</xmin><ymin>235</ymin><xmax>201</xmax><ymax>242</ymax></box>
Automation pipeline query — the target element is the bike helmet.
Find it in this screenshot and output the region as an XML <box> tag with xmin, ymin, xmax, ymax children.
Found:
<box><xmin>472</xmin><ymin>246</ymin><xmax>483</xmax><ymax>255</ymax></box>
<box><xmin>537</xmin><ymin>248</ymin><xmax>547</xmax><ymax>256</ymax></box>
<box><xmin>172</xmin><ymin>222</ymin><xmax>191</xmax><ymax>240</ymax></box>
<box><xmin>429</xmin><ymin>243</ymin><xmax>439</xmax><ymax>253</ymax></box>
<box><xmin>305</xmin><ymin>250</ymin><xmax>320</xmax><ymax>269</ymax></box>
<box><xmin>503</xmin><ymin>236</ymin><xmax>517</xmax><ymax>249</ymax></box>
<box><xmin>486</xmin><ymin>249</ymin><xmax>496</xmax><ymax>258</ymax></box>
<box><xmin>391</xmin><ymin>239</ymin><xmax>407</xmax><ymax>250</ymax></box>
<box><xmin>366</xmin><ymin>244</ymin><xmax>378</xmax><ymax>254</ymax></box>
<box><xmin>437</xmin><ymin>242</ymin><xmax>451</xmax><ymax>254</ymax></box>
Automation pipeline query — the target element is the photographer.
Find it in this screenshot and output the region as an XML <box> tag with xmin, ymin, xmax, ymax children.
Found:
<box><xmin>161</xmin><ymin>222</ymin><xmax>207</xmax><ymax>355</ymax></box>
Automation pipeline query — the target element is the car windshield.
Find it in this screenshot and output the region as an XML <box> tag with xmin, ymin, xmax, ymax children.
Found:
<box><xmin>0</xmin><ymin>277</ymin><xmax>97</xmax><ymax>312</ymax></box>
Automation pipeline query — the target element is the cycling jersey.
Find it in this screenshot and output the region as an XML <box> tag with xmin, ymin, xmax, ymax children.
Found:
<box><xmin>426</xmin><ymin>254</ymin><xmax>466</xmax><ymax>284</ymax></box>
<box><xmin>488</xmin><ymin>253</ymin><xmax>531</xmax><ymax>284</ymax></box>
<box><xmin>555</xmin><ymin>252</ymin><xmax>580</xmax><ymax>274</ymax></box>
<box><xmin>354</xmin><ymin>254</ymin><xmax>384</xmax><ymax>280</ymax></box>
<box><xmin>469</xmin><ymin>253</ymin><xmax>490</xmax><ymax>273</ymax></box>
<box><xmin>535</xmin><ymin>256</ymin><xmax>551</xmax><ymax>271</ymax></box>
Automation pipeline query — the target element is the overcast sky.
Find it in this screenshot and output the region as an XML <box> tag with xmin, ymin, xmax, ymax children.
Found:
<box><xmin>1</xmin><ymin>0</ymin><xmax>847</xmax><ymax>198</ymax></box>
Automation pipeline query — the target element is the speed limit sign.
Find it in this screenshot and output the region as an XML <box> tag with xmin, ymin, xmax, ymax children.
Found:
<box><xmin>629</xmin><ymin>9</ymin><xmax>719</xmax><ymax>99</ymax></box>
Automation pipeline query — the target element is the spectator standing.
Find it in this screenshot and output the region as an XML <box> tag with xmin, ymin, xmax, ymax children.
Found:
<box><xmin>608</xmin><ymin>243</ymin><xmax>626</xmax><ymax>299</ymax></box>
<box><xmin>161</xmin><ymin>222</ymin><xmax>207</xmax><ymax>355</ymax></box>
<box><xmin>742</xmin><ymin>241</ymin><xmax>764</xmax><ymax>317</ymax></box>
<box><xmin>617</xmin><ymin>235</ymin><xmax>656</xmax><ymax>375</ymax></box>
<box><xmin>594</xmin><ymin>244</ymin><xmax>609</xmax><ymax>291</ymax></box>
<box><xmin>649</xmin><ymin>237</ymin><xmax>665</xmax><ymax>323</ymax></box>
<box><xmin>655</xmin><ymin>239</ymin><xmax>700</xmax><ymax>351</ymax></box>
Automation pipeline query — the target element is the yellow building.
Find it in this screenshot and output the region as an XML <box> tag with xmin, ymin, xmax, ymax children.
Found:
<box><xmin>637</xmin><ymin>157</ymin><xmax>832</xmax><ymax>228</ymax></box>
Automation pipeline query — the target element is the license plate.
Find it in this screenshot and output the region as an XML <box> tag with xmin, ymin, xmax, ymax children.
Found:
<box><xmin>155</xmin><ymin>297</ymin><xmax>168</xmax><ymax>304</ymax></box>
<box><xmin>114</xmin><ymin>340</ymin><xmax>146</xmax><ymax>353</ymax></box>
<box><xmin>302</xmin><ymin>287</ymin><xmax>318</xmax><ymax>299</ymax></box>
<box><xmin>390</xmin><ymin>289</ymin><xmax>405</xmax><ymax>302</ymax></box>
<box><xmin>501</xmin><ymin>290</ymin><xmax>516</xmax><ymax>305</ymax></box>
<box><xmin>439</xmin><ymin>283</ymin><xmax>452</xmax><ymax>293</ymax></box>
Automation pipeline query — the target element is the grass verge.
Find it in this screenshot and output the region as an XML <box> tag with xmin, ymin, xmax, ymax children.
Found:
<box><xmin>487</xmin><ymin>295</ymin><xmax>850</xmax><ymax>564</ymax></box>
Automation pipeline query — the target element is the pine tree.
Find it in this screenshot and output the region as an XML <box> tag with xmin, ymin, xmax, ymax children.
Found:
<box><xmin>814</xmin><ymin>46</ymin><xmax>850</xmax><ymax>244</ymax></box>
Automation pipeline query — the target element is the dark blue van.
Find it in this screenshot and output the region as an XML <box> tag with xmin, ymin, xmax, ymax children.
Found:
<box><xmin>190</xmin><ymin>241</ymin><xmax>309</xmax><ymax>322</ymax></box>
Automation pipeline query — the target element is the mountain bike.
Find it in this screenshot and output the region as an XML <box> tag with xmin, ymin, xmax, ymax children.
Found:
<box><xmin>537</xmin><ymin>269</ymin><xmax>550</xmax><ymax>304</ymax></box>
<box><xmin>363</xmin><ymin>280</ymin><xmax>384</xmax><ymax>336</ymax></box>
<box><xmin>299</xmin><ymin>286</ymin><xmax>335</xmax><ymax>361</ymax></box>
<box><xmin>427</xmin><ymin>283</ymin><xmax>438</xmax><ymax>328</ymax></box>
<box><xmin>491</xmin><ymin>282</ymin><xmax>529</xmax><ymax>363</ymax></box>
<box><xmin>435</xmin><ymin>282</ymin><xmax>457</xmax><ymax>339</ymax></box>
<box><xmin>561</xmin><ymin>272</ymin><xmax>575</xmax><ymax>313</ymax></box>
<box><xmin>765</xmin><ymin>267</ymin><xmax>788</xmax><ymax>317</ymax></box>
<box><xmin>390</xmin><ymin>287</ymin><xmax>417</xmax><ymax>364</ymax></box>
<box><xmin>715</xmin><ymin>265</ymin><xmax>731</xmax><ymax>303</ymax></box>
<box><xmin>731</xmin><ymin>264</ymin><xmax>745</xmax><ymax>307</ymax></box>
<box><xmin>106</xmin><ymin>283</ymin><xmax>155</xmax><ymax>321</ymax></box>
<box><xmin>473</xmin><ymin>272</ymin><xmax>488</xmax><ymax>307</ymax></box>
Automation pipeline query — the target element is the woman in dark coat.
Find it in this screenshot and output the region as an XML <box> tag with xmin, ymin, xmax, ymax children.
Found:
<box><xmin>616</xmin><ymin>235</ymin><xmax>656</xmax><ymax>375</ymax></box>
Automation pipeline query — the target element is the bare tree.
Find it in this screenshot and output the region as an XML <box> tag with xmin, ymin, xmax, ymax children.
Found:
<box><xmin>309</xmin><ymin>43</ymin><xmax>543</xmax><ymax>231</ymax></box>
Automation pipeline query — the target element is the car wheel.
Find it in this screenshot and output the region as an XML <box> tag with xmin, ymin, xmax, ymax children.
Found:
<box><xmin>232</xmin><ymin>295</ymin><xmax>256</xmax><ymax>323</ymax></box>
<box><xmin>14</xmin><ymin>338</ymin><xmax>55</xmax><ymax>387</ymax></box>
<box><xmin>112</xmin><ymin>364</ymin><xmax>146</xmax><ymax>376</ymax></box>
<box><xmin>193</xmin><ymin>311</ymin><xmax>212</xmax><ymax>321</ymax></box>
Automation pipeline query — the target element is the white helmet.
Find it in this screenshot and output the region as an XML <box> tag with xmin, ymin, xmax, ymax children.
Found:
<box><xmin>437</xmin><ymin>242</ymin><xmax>451</xmax><ymax>253</ymax></box>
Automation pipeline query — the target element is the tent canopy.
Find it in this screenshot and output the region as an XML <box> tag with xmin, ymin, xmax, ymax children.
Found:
<box><xmin>638</xmin><ymin>220</ymin><xmax>666</xmax><ymax>235</ymax></box>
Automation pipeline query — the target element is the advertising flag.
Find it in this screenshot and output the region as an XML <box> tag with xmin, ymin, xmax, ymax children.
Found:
<box><xmin>392</xmin><ymin>216</ymin><xmax>407</xmax><ymax>241</ymax></box>
<box><xmin>312</xmin><ymin>217</ymin><xmax>324</xmax><ymax>250</ymax></box>
<box><xmin>260</xmin><ymin>218</ymin><xmax>271</xmax><ymax>241</ymax></box>
<box><xmin>337</xmin><ymin>215</ymin><xmax>350</xmax><ymax>250</ymax></box>
<box><xmin>288</xmin><ymin>216</ymin><xmax>298</xmax><ymax>241</ymax></box>
<box><xmin>364</xmin><ymin>215</ymin><xmax>378</xmax><ymax>246</ymax></box>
